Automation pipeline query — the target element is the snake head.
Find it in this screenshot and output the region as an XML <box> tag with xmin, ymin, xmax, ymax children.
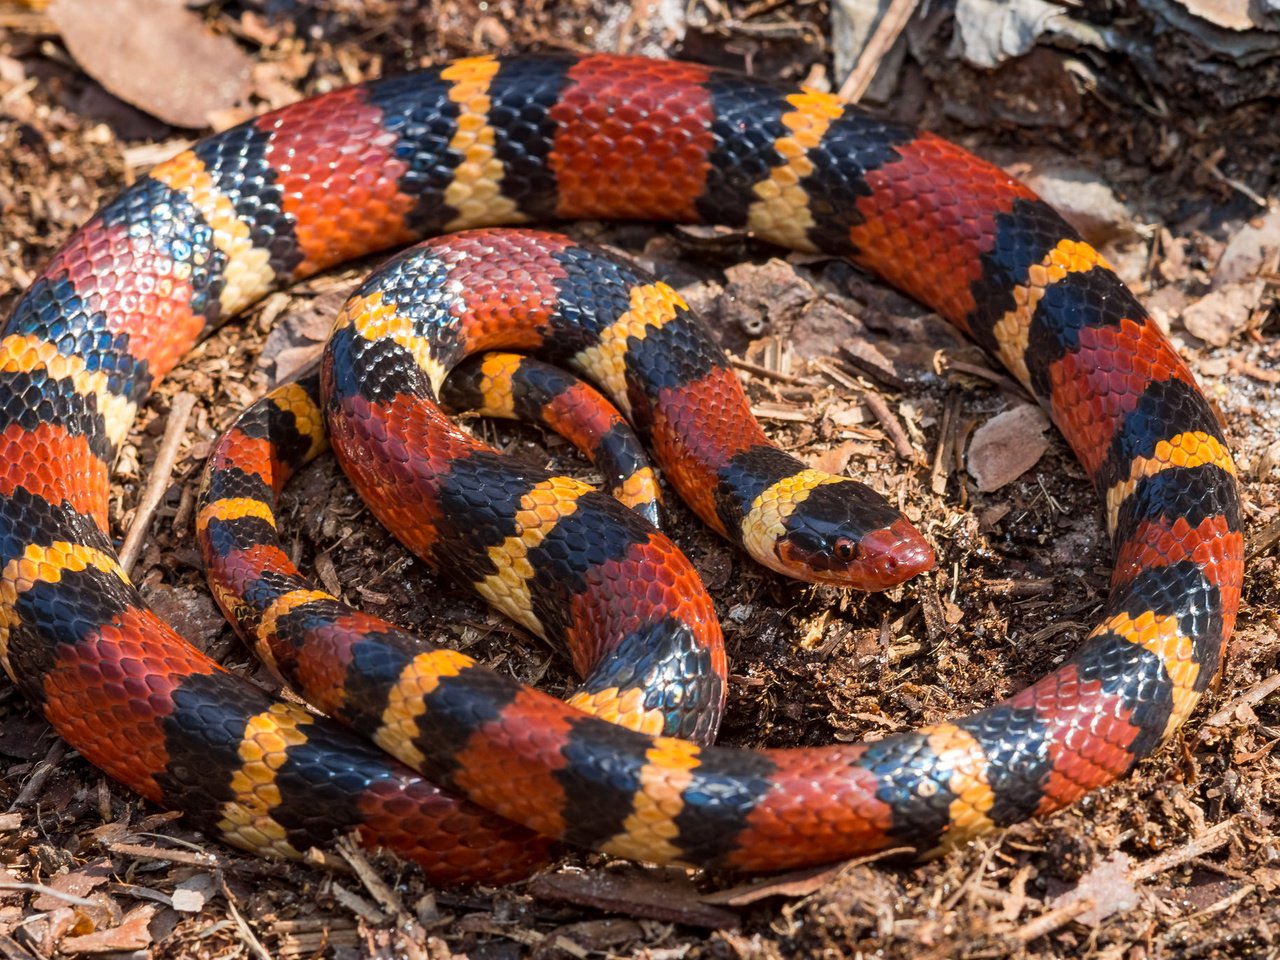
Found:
<box><xmin>767</xmin><ymin>479</ymin><xmax>935</xmax><ymax>590</ymax></box>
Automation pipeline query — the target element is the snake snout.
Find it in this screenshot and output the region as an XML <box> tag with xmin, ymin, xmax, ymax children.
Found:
<box><xmin>852</xmin><ymin>519</ymin><xmax>935</xmax><ymax>591</ymax></box>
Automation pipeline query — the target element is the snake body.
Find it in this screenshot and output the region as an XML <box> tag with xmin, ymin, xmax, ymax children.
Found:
<box><xmin>0</xmin><ymin>53</ymin><xmax>1242</xmax><ymax>879</ymax></box>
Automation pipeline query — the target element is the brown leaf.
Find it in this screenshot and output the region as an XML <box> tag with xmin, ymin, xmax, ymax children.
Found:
<box><xmin>809</xmin><ymin>439</ymin><xmax>865</xmax><ymax>476</ymax></box>
<box><xmin>529</xmin><ymin>870</ymin><xmax>739</xmax><ymax>929</ymax></box>
<box><xmin>59</xmin><ymin>904</ymin><xmax>156</xmax><ymax>954</ymax></box>
<box><xmin>1215</xmin><ymin>209</ymin><xmax>1280</xmax><ymax>287</ymax></box>
<box><xmin>1021</xmin><ymin>163</ymin><xmax>1133</xmax><ymax>245</ymax></box>
<box><xmin>966</xmin><ymin>404</ymin><xmax>1050</xmax><ymax>492</ymax></box>
<box><xmin>1182</xmin><ymin>280</ymin><xmax>1267</xmax><ymax>347</ymax></box>
<box><xmin>33</xmin><ymin>859</ymin><xmax>111</xmax><ymax>911</ymax></box>
<box><xmin>701</xmin><ymin>861</ymin><xmax>851</xmax><ymax>906</ymax></box>
<box><xmin>50</xmin><ymin>0</ymin><xmax>252</xmax><ymax>128</ymax></box>
<box><xmin>1051</xmin><ymin>851</ymin><xmax>1138</xmax><ymax>925</ymax></box>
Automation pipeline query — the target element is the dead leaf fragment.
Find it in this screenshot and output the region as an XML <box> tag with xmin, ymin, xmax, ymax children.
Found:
<box><xmin>50</xmin><ymin>0</ymin><xmax>252</xmax><ymax>128</ymax></box>
<box><xmin>530</xmin><ymin>870</ymin><xmax>739</xmax><ymax>929</ymax></box>
<box><xmin>1181</xmin><ymin>280</ymin><xmax>1266</xmax><ymax>346</ymax></box>
<box><xmin>33</xmin><ymin>860</ymin><xmax>112</xmax><ymax>911</ymax></box>
<box><xmin>170</xmin><ymin>887</ymin><xmax>206</xmax><ymax>913</ymax></box>
<box><xmin>952</xmin><ymin>0</ymin><xmax>1069</xmax><ymax>68</ymax></box>
<box><xmin>702</xmin><ymin>860</ymin><xmax>853</xmax><ymax>905</ymax></box>
<box><xmin>1215</xmin><ymin>209</ymin><xmax>1280</xmax><ymax>287</ymax></box>
<box><xmin>719</xmin><ymin>259</ymin><xmax>812</xmax><ymax>337</ymax></box>
<box><xmin>1173</xmin><ymin>0</ymin><xmax>1277</xmax><ymax>31</ymax></box>
<box><xmin>1051</xmin><ymin>851</ymin><xmax>1139</xmax><ymax>925</ymax></box>
<box><xmin>967</xmin><ymin>404</ymin><xmax>1050</xmax><ymax>492</ymax></box>
<box><xmin>59</xmin><ymin>904</ymin><xmax>156</xmax><ymax>954</ymax></box>
<box><xmin>1020</xmin><ymin>164</ymin><xmax>1133</xmax><ymax>245</ymax></box>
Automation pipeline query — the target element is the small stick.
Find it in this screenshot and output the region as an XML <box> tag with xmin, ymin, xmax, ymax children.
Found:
<box><xmin>1165</xmin><ymin>883</ymin><xmax>1256</xmax><ymax>931</ymax></box>
<box><xmin>838</xmin><ymin>346</ymin><xmax>907</xmax><ymax>391</ymax></box>
<box><xmin>813</xmin><ymin>356</ymin><xmax>861</xmax><ymax>391</ymax></box>
<box><xmin>862</xmin><ymin>390</ymin><xmax>918</xmax><ymax>463</ymax></box>
<box><xmin>980</xmin><ymin>578</ymin><xmax>1055</xmax><ymax>597</ymax></box>
<box><xmin>118</xmin><ymin>393</ymin><xmax>197</xmax><ymax>576</ymax></box>
<box><xmin>336</xmin><ymin>836</ymin><xmax>410</xmax><ymax>921</ymax></box>
<box><xmin>0</xmin><ymin>882</ymin><xmax>98</xmax><ymax>908</ymax></box>
<box><xmin>108</xmin><ymin>841</ymin><xmax>219</xmax><ymax>868</ymax></box>
<box><xmin>1247</xmin><ymin>517</ymin><xmax>1280</xmax><ymax>559</ymax></box>
<box><xmin>336</xmin><ymin>836</ymin><xmax>428</xmax><ymax>958</ymax></box>
<box><xmin>729</xmin><ymin>356</ymin><xmax>815</xmax><ymax>385</ymax></box>
<box><xmin>220</xmin><ymin>876</ymin><xmax>274</xmax><ymax>960</ymax></box>
<box><xmin>8</xmin><ymin>740</ymin><xmax>68</xmax><ymax>810</ymax></box>
<box><xmin>1012</xmin><ymin>818</ymin><xmax>1239</xmax><ymax>943</ymax></box>
<box><xmin>1202</xmin><ymin>672</ymin><xmax>1280</xmax><ymax>728</ymax></box>
<box><xmin>942</xmin><ymin>358</ymin><xmax>1030</xmax><ymax>400</ymax></box>
<box><xmin>838</xmin><ymin>0</ymin><xmax>921</xmax><ymax>103</ymax></box>
<box><xmin>1011</xmin><ymin>898</ymin><xmax>1094</xmax><ymax>944</ymax></box>
<box><xmin>1128</xmin><ymin>818</ymin><xmax>1237</xmax><ymax>882</ymax></box>
<box><xmin>930</xmin><ymin>393</ymin><xmax>958</xmax><ymax>496</ymax></box>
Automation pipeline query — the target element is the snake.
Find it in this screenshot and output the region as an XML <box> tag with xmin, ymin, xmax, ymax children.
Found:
<box><xmin>0</xmin><ymin>53</ymin><xmax>1243</xmax><ymax>881</ymax></box>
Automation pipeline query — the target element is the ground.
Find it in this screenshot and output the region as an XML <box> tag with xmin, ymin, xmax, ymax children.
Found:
<box><xmin>0</xmin><ymin>1</ymin><xmax>1277</xmax><ymax>958</ymax></box>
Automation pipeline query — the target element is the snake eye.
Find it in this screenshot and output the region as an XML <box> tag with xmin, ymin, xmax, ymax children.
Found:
<box><xmin>833</xmin><ymin>537</ymin><xmax>856</xmax><ymax>562</ymax></box>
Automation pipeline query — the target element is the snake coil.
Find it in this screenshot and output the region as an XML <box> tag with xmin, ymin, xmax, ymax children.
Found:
<box><xmin>0</xmin><ymin>54</ymin><xmax>1242</xmax><ymax>882</ymax></box>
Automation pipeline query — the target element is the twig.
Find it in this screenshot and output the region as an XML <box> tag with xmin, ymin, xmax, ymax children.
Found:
<box><xmin>336</xmin><ymin>837</ymin><xmax>428</xmax><ymax>957</ymax></box>
<box><xmin>1247</xmin><ymin>517</ymin><xmax>1280</xmax><ymax>559</ymax></box>
<box><xmin>1012</xmin><ymin>819</ymin><xmax>1239</xmax><ymax>943</ymax></box>
<box><xmin>1128</xmin><ymin>818</ymin><xmax>1237</xmax><ymax>882</ymax></box>
<box><xmin>838</xmin><ymin>0</ymin><xmax>921</xmax><ymax>103</ymax></box>
<box><xmin>813</xmin><ymin>355</ymin><xmax>862</xmax><ymax>390</ymax></box>
<box><xmin>939</xmin><ymin>842</ymin><xmax>999</xmax><ymax>912</ymax></box>
<box><xmin>930</xmin><ymin>393</ymin><xmax>958</xmax><ymax>496</ymax></box>
<box><xmin>751</xmin><ymin>404</ymin><xmax>811</xmax><ymax>422</ymax></box>
<box><xmin>980</xmin><ymin>579</ymin><xmax>1055</xmax><ymax>598</ymax></box>
<box><xmin>1203</xmin><ymin>149</ymin><xmax>1271</xmax><ymax>209</ymax></box>
<box><xmin>941</xmin><ymin>357</ymin><xmax>1030</xmax><ymax>401</ymax></box>
<box><xmin>8</xmin><ymin>740</ymin><xmax>68</xmax><ymax>810</ymax></box>
<box><xmin>1202</xmin><ymin>672</ymin><xmax>1280</xmax><ymax>728</ymax></box>
<box><xmin>838</xmin><ymin>344</ymin><xmax>907</xmax><ymax>391</ymax></box>
<box><xmin>220</xmin><ymin>876</ymin><xmax>273</xmax><ymax>960</ymax></box>
<box><xmin>0</xmin><ymin>882</ymin><xmax>98</xmax><ymax>908</ymax></box>
<box><xmin>1012</xmin><ymin>898</ymin><xmax>1094</xmax><ymax>944</ymax></box>
<box><xmin>329</xmin><ymin>882</ymin><xmax>389</xmax><ymax>924</ymax></box>
<box><xmin>108</xmin><ymin>841</ymin><xmax>220</xmax><ymax>868</ymax></box>
<box><xmin>1162</xmin><ymin>884</ymin><xmax>1256</xmax><ymax>936</ymax></box>
<box><xmin>336</xmin><ymin>836</ymin><xmax>410</xmax><ymax>921</ymax></box>
<box><xmin>862</xmin><ymin>390</ymin><xmax>918</xmax><ymax>463</ymax></box>
<box><xmin>729</xmin><ymin>355</ymin><xmax>815</xmax><ymax>385</ymax></box>
<box><xmin>118</xmin><ymin>392</ymin><xmax>197</xmax><ymax>576</ymax></box>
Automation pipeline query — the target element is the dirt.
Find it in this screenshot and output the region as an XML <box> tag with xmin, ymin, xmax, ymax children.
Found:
<box><xmin>0</xmin><ymin>2</ymin><xmax>1277</xmax><ymax>958</ymax></box>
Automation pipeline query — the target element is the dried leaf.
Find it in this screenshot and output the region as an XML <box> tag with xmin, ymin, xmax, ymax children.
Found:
<box><xmin>953</xmin><ymin>0</ymin><xmax>1070</xmax><ymax>68</ymax></box>
<box><xmin>1215</xmin><ymin>210</ymin><xmax>1280</xmax><ymax>287</ymax></box>
<box><xmin>530</xmin><ymin>871</ymin><xmax>739</xmax><ymax>929</ymax></box>
<box><xmin>49</xmin><ymin>0</ymin><xmax>252</xmax><ymax>128</ymax></box>
<box><xmin>1020</xmin><ymin>164</ymin><xmax>1133</xmax><ymax>245</ymax></box>
<box><xmin>59</xmin><ymin>904</ymin><xmax>156</xmax><ymax>954</ymax></box>
<box><xmin>33</xmin><ymin>859</ymin><xmax>111</xmax><ymax>911</ymax></box>
<box><xmin>1051</xmin><ymin>851</ymin><xmax>1138</xmax><ymax>925</ymax></box>
<box><xmin>702</xmin><ymin>861</ymin><xmax>851</xmax><ymax>905</ymax></box>
<box><xmin>967</xmin><ymin>404</ymin><xmax>1050</xmax><ymax>492</ymax></box>
<box><xmin>1182</xmin><ymin>280</ymin><xmax>1266</xmax><ymax>347</ymax></box>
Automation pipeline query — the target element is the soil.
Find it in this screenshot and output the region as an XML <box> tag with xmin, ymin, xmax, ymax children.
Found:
<box><xmin>0</xmin><ymin>2</ymin><xmax>1277</xmax><ymax>958</ymax></box>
